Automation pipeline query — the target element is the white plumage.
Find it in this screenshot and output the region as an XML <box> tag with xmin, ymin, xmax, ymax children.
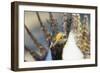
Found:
<box><xmin>62</xmin><ymin>31</ymin><xmax>84</xmax><ymax>60</ymax></box>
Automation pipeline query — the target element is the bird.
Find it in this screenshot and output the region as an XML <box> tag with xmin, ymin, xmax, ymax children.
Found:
<box><xmin>24</xmin><ymin>12</ymin><xmax>90</xmax><ymax>61</ymax></box>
